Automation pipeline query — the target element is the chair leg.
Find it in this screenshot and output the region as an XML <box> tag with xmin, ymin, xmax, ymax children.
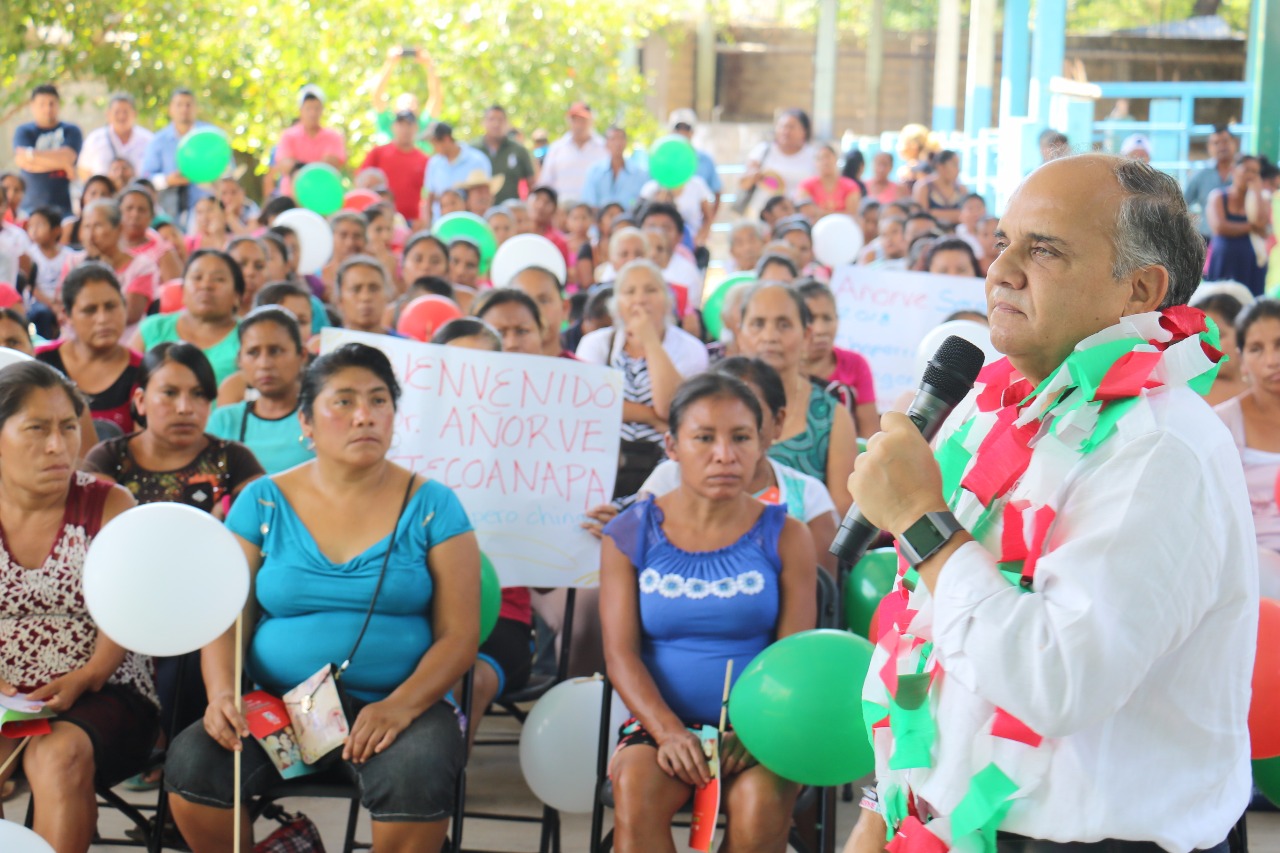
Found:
<box><xmin>451</xmin><ymin>766</ymin><xmax>467</xmax><ymax>853</ymax></box>
<box><xmin>151</xmin><ymin>783</ymin><xmax>171</xmax><ymax>853</ymax></box>
<box><xmin>343</xmin><ymin>795</ymin><xmax>361</xmax><ymax>853</ymax></box>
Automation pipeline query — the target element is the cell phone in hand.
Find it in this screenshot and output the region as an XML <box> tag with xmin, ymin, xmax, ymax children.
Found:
<box><xmin>401</xmin><ymin>46</ymin><xmax>418</xmax><ymax>58</ymax></box>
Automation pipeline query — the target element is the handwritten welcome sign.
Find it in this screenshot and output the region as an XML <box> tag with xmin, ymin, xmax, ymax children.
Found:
<box><xmin>828</xmin><ymin>267</ymin><xmax>987</xmax><ymax>405</ymax></box>
<box><xmin>322</xmin><ymin>329</ymin><xmax>623</xmax><ymax>587</ymax></box>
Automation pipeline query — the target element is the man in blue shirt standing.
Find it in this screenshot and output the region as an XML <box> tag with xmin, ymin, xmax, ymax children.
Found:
<box><xmin>670</xmin><ymin>109</ymin><xmax>722</xmax><ymax>218</ymax></box>
<box><xmin>581</xmin><ymin>126</ymin><xmax>648</xmax><ymax>209</ymax></box>
<box><xmin>12</xmin><ymin>84</ymin><xmax>82</xmax><ymax>217</ymax></box>
<box><xmin>421</xmin><ymin>121</ymin><xmax>491</xmax><ymax>227</ymax></box>
<box><xmin>141</xmin><ymin>88</ymin><xmax>214</xmax><ymax>226</ymax></box>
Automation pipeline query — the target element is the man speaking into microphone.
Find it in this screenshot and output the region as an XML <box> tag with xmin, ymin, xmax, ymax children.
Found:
<box><xmin>844</xmin><ymin>154</ymin><xmax>1257</xmax><ymax>853</ymax></box>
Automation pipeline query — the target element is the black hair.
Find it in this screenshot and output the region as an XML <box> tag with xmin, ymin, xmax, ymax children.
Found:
<box><xmin>171</xmin><ymin>87</ymin><xmax>195</xmax><ymax>101</ymax></box>
<box><xmin>668</xmin><ymin>373</ymin><xmax>764</xmax><ymax>437</ymax></box>
<box><xmin>1039</xmin><ymin>128</ymin><xmax>1069</xmax><ymax>146</ymax></box>
<box><xmin>639</xmin><ymin>201</ymin><xmax>685</xmax><ymax>237</ymax></box>
<box><xmin>26</xmin><ymin>206</ymin><xmax>63</xmax><ymax>232</ymax></box>
<box><xmin>431</xmin><ymin>318</ymin><xmax>502</xmax><ymax>350</ymax></box>
<box><xmin>567</xmin><ymin>292</ymin><xmax>589</xmax><ymax>325</ymax></box>
<box><xmin>227</xmin><ymin>234</ymin><xmax>267</xmax><ymax>261</ymax></box>
<box><xmin>934</xmin><ymin>150</ymin><xmax>959</xmax><ymax>168</ymax></box>
<box><xmin>773</xmin><ymin>215</ymin><xmax>812</xmax><ymax>239</ymax></box>
<box><xmin>858</xmin><ymin>198</ymin><xmax>881</xmax><ymax>216</ymax></box>
<box><xmin>261</xmin><ymin>231</ymin><xmax>291</xmax><ymax>264</ymax></box>
<box><xmin>530</xmin><ymin>185</ymin><xmax>559</xmax><ymax>206</ymax></box>
<box><xmin>796</xmin><ymin>278</ymin><xmax>836</xmax><ymax>307</ymax></box>
<box><xmin>1236</xmin><ymin>298</ymin><xmax>1280</xmax><ymax>349</ymax></box>
<box><xmin>364</xmin><ymin>204</ymin><xmax>394</xmax><ymax>225</ymax></box>
<box><xmin>511</xmin><ymin>265</ymin><xmax>564</xmax><ymax>297</ymax></box>
<box><xmin>962</xmin><ymin>193</ymin><xmax>986</xmax><ymax>207</ymax></box>
<box><xmin>134</xmin><ymin>342</ymin><xmax>217</xmax><ymax>427</ymax></box>
<box><xmin>330</xmin><ymin>210</ymin><xmax>369</xmax><ymax>234</ymax></box>
<box><xmin>403</xmin><ymin>231</ymin><xmax>449</xmax><ymax>262</ymax></box>
<box><xmin>597</xmin><ymin>202</ymin><xmax>624</xmax><ymax>226</ymax></box>
<box><xmin>485</xmin><ymin>105</ymin><xmax>507</xmax><ymax>116</ymax></box>
<box><xmin>740</xmin><ymin>281</ymin><xmax>813</xmax><ymax>326</ymax></box>
<box><xmin>584</xmin><ymin>286</ymin><xmax>613</xmax><ymax>322</ymax></box>
<box><xmin>240</xmin><ymin>305</ymin><xmax>304</xmax><ymax>354</ymax></box>
<box><xmin>79</xmin><ymin>175</ymin><xmax>116</xmax><ymax>208</ymax></box>
<box><xmin>1259</xmin><ymin>156</ymin><xmax>1279</xmax><ymax>182</ymax></box>
<box><xmin>408</xmin><ymin>276</ymin><xmax>455</xmax><ymax>301</ymax></box>
<box><xmin>1211</xmin><ymin>124</ymin><xmax>1237</xmax><ymax>140</ymax></box>
<box><xmin>0</xmin><ymin>308</ymin><xmax>30</xmax><ymax>341</ymax></box>
<box><xmin>118</xmin><ymin>184</ymin><xmax>156</xmax><ymax>216</ymax></box>
<box><xmin>429</xmin><ymin>121</ymin><xmax>455</xmax><ymax>141</ymax></box>
<box><xmin>1194</xmin><ymin>293</ymin><xmax>1245</xmax><ymax>327</ymax></box>
<box><xmin>255</xmin><ymin>280</ymin><xmax>311</xmax><ymax>309</ymax></box>
<box><xmin>60</xmin><ymin>262</ymin><xmax>124</xmax><ymax>314</ymax></box>
<box><xmin>923</xmin><ymin>237</ymin><xmax>981</xmax><ymax>276</ymax></box>
<box><xmin>299</xmin><ymin>343</ymin><xmax>402</xmax><ymax>420</ymax></box>
<box><xmin>842</xmin><ymin>148</ymin><xmax>865</xmax><ymax>181</ymax></box>
<box><xmin>473</xmin><ymin>288</ymin><xmax>543</xmax><ymax>330</ymax></box>
<box><xmin>0</xmin><ymin>170</ymin><xmax>26</xmax><ymax>190</ymax></box>
<box><xmin>0</xmin><ymin>360</ymin><xmax>86</xmax><ymax>433</ymax></box>
<box><xmin>754</xmin><ymin>252</ymin><xmax>798</xmax><ymax>279</ymax></box>
<box><xmin>1235</xmin><ymin>153</ymin><xmax>1261</xmax><ymax>169</ymax></box>
<box><xmin>447</xmin><ymin>239</ymin><xmax>481</xmax><ymax>263</ymax></box>
<box><xmin>779</xmin><ymin>108</ymin><xmax>812</xmax><ymax>141</ymax></box>
<box><xmin>259</xmin><ymin>196</ymin><xmax>298</xmax><ymax>226</ymax></box>
<box><xmin>760</xmin><ymin>196</ymin><xmax>792</xmax><ymax>222</ymax></box>
<box><xmin>714</xmin><ymin>356</ymin><xmax>786</xmax><ymax>418</ymax></box>
<box><xmin>31</xmin><ymin>84</ymin><xmax>59</xmax><ymax>101</ymax></box>
<box><xmin>907</xmin><ymin>211</ymin><xmax>939</xmax><ymax>227</ymax></box>
<box><xmin>186</xmin><ymin>248</ymin><xmax>246</xmax><ymax>296</ymax></box>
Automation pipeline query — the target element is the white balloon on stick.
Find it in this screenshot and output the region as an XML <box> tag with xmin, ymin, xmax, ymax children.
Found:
<box><xmin>274</xmin><ymin>208</ymin><xmax>334</xmax><ymax>275</ymax></box>
<box><xmin>489</xmin><ymin>234</ymin><xmax>569</xmax><ymax>289</ymax></box>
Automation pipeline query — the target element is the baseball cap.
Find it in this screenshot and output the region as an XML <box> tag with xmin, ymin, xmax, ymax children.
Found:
<box><xmin>1120</xmin><ymin>133</ymin><xmax>1152</xmax><ymax>156</ymax></box>
<box><xmin>567</xmin><ymin>101</ymin><xmax>592</xmax><ymax>119</ymax></box>
<box><xmin>669</xmin><ymin>108</ymin><xmax>698</xmax><ymax>131</ymax></box>
<box><xmin>297</xmin><ymin>84</ymin><xmax>325</xmax><ymax>109</ymax></box>
<box><xmin>393</xmin><ymin>109</ymin><xmax>418</xmax><ymax>124</ymax></box>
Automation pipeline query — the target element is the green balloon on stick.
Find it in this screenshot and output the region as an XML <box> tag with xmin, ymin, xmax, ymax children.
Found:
<box><xmin>844</xmin><ymin>548</ymin><xmax>898</xmax><ymax>638</ymax></box>
<box><xmin>434</xmin><ymin>212</ymin><xmax>498</xmax><ymax>274</ymax></box>
<box><xmin>701</xmin><ymin>273</ymin><xmax>755</xmax><ymax>341</ymax></box>
<box><xmin>176</xmin><ymin>128</ymin><xmax>232</xmax><ymax>184</ymax></box>
<box><xmin>480</xmin><ymin>552</ymin><xmax>502</xmax><ymax>643</ymax></box>
<box><xmin>649</xmin><ymin>134</ymin><xmax>698</xmax><ymax>189</ymax></box>
<box><xmin>729</xmin><ymin>629</ymin><xmax>876</xmax><ymax>786</ymax></box>
<box><xmin>294</xmin><ymin>164</ymin><xmax>346</xmax><ymax>216</ymax></box>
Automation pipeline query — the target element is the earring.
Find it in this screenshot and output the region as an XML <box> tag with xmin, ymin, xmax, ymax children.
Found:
<box><xmin>299</xmin><ymin>434</ymin><xmax>315</xmax><ymax>451</ymax></box>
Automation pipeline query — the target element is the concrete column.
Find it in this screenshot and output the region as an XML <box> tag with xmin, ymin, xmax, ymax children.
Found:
<box><xmin>1029</xmin><ymin>0</ymin><xmax>1066</xmax><ymax>121</ymax></box>
<box><xmin>1000</xmin><ymin>0</ymin><xmax>1031</xmax><ymax>121</ymax></box>
<box><xmin>813</xmin><ymin>0</ymin><xmax>839</xmax><ymax>141</ymax></box>
<box><xmin>932</xmin><ymin>0</ymin><xmax>963</xmax><ymax>132</ymax></box>
<box><xmin>1247</xmin><ymin>0</ymin><xmax>1280</xmax><ymax>158</ymax></box>
<box><xmin>865</xmin><ymin>0</ymin><xmax>885</xmax><ymax>134</ymax></box>
<box><xmin>964</xmin><ymin>0</ymin><xmax>997</xmax><ymax>136</ymax></box>
<box><xmin>695</xmin><ymin>0</ymin><xmax>716</xmax><ymax>121</ymax></box>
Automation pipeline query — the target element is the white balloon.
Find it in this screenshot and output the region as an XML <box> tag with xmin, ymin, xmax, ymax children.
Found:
<box><xmin>489</xmin><ymin>234</ymin><xmax>569</xmax><ymax>290</ymax></box>
<box><xmin>811</xmin><ymin>213</ymin><xmax>865</xmax><ymax>268</ymax></box>
<box><xmin>519</xmin><ymin>678</ymin><xmax>629</xmax><ymax>814</ymax></box>
<box><xmin>0</xmin><ymin>820</ymin><xmax>56</xmax><ymax>853</ymax></box>
<box><xmin>914</xmin><ymin>320</ymin><xmax>1001</xmax><ymax>383</ymax></box>
<box><xmin>84</xmin><ymin>503</ymin><xmax>250</xmax><ymax>657</ymax></box>
<box><xmin>0</xmin><ymin>347</ymin><xmax>35</xmax><ymax>370</ymax></box>
<box><xmin>273</xmin><ymin>208</ymin><xmax>333</xmax><ymax>275</ymax></box>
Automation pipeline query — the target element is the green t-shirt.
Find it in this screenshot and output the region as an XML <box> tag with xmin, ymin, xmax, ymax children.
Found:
<box><xmin>373</xmin><ymin>110</ymin><xmax>434</xmax><ymax>155</ymax></box>
<box><xmin>206</xmin><ymin>401</ymin><xmax>314</xmax><ymax>475</ymax></box>
<box><xmin>138</xmin><ymin>313</ymin><xmax>241</xmax><ymax>387</ymax></box>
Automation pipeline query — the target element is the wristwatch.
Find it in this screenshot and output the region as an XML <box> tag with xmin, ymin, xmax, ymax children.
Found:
<box><xmin>898</xmin><ymin>511</ymin><xmax>966</xmax><ymax>567</ymax></box>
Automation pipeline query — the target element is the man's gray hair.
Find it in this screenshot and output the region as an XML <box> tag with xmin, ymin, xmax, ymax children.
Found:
<box><xmin>1110</xmin><ymin>158</ymin><xmax>1204</xmax><ymax>309</ymax></box>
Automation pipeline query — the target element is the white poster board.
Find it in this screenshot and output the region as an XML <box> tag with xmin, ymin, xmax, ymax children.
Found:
<box><xmin>322</xmin><ymin>329</ymin><xmax>623</xmax><ymax>587</ymax></box>
<box><xmin>828</xmin><ymin>267</ymin><xmax>987</xmax><ymax>404</ymax></box>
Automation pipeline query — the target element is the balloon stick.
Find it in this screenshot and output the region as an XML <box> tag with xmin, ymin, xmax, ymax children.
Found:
<box><xmin>233</xmin><ymin>611</ymin><xmax>243</xmax><ymax>853</ymax></box>
<box><xmin>0</xmin><ymin>735</ymin><xmax>30</xmax><ymax>778</ymax></box>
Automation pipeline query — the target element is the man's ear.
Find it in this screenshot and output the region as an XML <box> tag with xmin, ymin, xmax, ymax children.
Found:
<box><xmin>664</xmin><ymin>430</ymin><xmax>677</xmax><ymax>462</ymax></box>
<box><xmin>1123</xmin><ymin>264</ymin><xmax>1170</xmax><ymax>316</ymax></box>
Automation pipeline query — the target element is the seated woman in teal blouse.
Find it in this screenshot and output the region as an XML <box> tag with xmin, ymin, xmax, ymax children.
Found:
<box><xmin>206</xmin><ymin>307</ymin><xmax>314</xmax><ymax>475</ymax></box>
<box><xmin>165</xmin><ymin>343</ymin><xmax>481</xmax><ymax>853</ymax></box>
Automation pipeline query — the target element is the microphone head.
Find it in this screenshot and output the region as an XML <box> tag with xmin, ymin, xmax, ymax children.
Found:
<box><xmin>922</xmin><ymin>335</ymin><xmax>987</xmax><ymax>405</ymax></box>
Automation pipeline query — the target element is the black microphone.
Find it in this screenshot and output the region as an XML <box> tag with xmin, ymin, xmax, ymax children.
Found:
<box><xmin>829</xmin><ymin>335</ymin><xmax>987</xmax><ymax>564</ymax></box>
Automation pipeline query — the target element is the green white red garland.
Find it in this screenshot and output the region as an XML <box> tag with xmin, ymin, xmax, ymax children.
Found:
<box><xmin>861</xmin><ymin>307</ymin><xmax>1224</xmax><ymax>853</ymax></box>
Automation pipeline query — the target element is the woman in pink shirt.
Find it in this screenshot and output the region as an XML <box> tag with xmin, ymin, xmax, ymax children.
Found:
<box><xmin>118</xmin><ymin>186</ymin><xmax>182</xmax><ymax>281</ymax></box>
<box><xmin>864</xmin><ymin>151</ymin><xmax>907</xmax><ymax>205</ymax></box>
<box><xmin>798</xmin><ymin>144</ymin><xmax>863</xmax><ymax>218</ymax></box>
<box><xmin>183</xmin><ymin>197</ymin><xmax>232</xmax><ymax>255</ymax></box>
<box><xmin>62</xmin><ymin>199</ymin><xmax>160</xmax><ymax>328</ymax></box>
<box><xmin>796</xmin><ymin>279</ymin><xmax>879</xmax><ymax>439</ymax></box>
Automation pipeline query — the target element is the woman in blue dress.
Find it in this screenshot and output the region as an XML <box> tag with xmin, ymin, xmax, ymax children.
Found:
<box><xmin>1206</xmin><ymin>154</ymin><xmax>1269</xmax><ymax>296</ymax></box>
<box><xmin>601</xmin><ymin>372</ymin><xmax>817</xmax><ymax>853</ymax></box>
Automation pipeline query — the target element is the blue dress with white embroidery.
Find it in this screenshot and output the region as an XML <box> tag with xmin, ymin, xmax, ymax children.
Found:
<box><xmin>603</xmin><ymin>496</ymin><xmax>785</xmax><ymax>723</ymax></box>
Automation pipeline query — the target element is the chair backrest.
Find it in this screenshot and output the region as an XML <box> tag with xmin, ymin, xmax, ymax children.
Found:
<box><xmin>815</xmin><ymin>567</ymin><xmax>839</xmax><ymax>629</ymax></box>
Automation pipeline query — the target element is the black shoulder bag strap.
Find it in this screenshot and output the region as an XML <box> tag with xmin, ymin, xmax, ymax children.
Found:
<box><xmin>337</xmin><ymin>473</ymin><xmax>416</xmax><ymax>677</ymax></box>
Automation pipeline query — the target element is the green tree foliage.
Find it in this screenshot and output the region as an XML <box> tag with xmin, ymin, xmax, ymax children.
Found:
<box><xmin>1</xmin><ymin>0</ymin><xmax>669</xmax><ymax>170</ymax></box>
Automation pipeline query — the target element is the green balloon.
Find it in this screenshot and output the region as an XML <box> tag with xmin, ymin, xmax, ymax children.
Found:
<box><xmin>175</xmin><ymin>128</ymin><xmax>232</xmax><ymax>184</ymax></box>
<box><xmin>729</xmin><ymin>629</ymin><xmax>876</xmax><ymax>786</ymax></box>
<box><xmin>434</xmin><ymin>212</ymin><xmax>497</xmax><ymax>274</ymax></box>
<box><xmin>294</xmin><ymin>164</ymin><xmax>346</xmax><ymax>216</ymax></box>
<box><xmin>701</xmin><ymin>273</ymin><xmax>755</xmax><ymax>340</ymax></box>
<box><xmin>480</xmin><ymin>552</ymin><xmax>501</xmax><ymax>643</ymax></box>
<box><xmin>649</xmin><ymin>134</ymin><xmax>698</xmax><ymax>189</ymax></box>
<box><xmin>1256</xmin><ymin>756</ymin><xmax>1280</xmax><ymax>806</ymax></box>
<box><xmin>844</xmin><ymin>548</ymin><xmax>897</xmax><ymax>638</ymax></box>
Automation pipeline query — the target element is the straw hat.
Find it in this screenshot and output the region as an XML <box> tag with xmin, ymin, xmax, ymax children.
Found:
<box><xmin>455</xmin><ymin>169</ymin><xmax>505</xmax><ymax>196</ymax></box>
